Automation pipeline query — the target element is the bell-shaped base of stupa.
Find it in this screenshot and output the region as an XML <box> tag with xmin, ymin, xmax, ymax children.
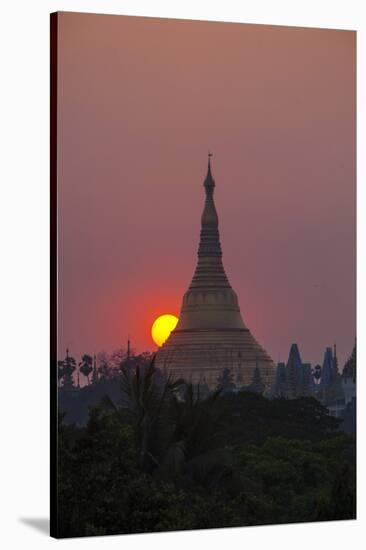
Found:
<box><xmin>155</xmin><ymin>327</ymin><xmax>276</xmax><ymax>392</ymax></box>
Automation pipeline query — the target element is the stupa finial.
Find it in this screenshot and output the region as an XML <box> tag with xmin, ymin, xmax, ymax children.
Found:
<box><xmin>204</xmin><ymin>151</ymin><xmax>215</xmax><ymax>193</ymax></box>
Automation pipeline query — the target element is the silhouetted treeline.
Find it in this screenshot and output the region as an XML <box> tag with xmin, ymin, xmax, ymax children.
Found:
<box><xmin>57</xmin><ymin>347</ymin><xmax>154</xmax><ymax>389</ymax></box>
<box><xmin>57</xmin><ymin>362</ymin><xmax>356</xmax><ymax>537</ymax></box>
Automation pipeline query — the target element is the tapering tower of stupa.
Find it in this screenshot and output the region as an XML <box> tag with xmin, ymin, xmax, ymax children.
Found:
<box><xmin>155</xmin><ymin>155</ymin><xmax>276</xmax><ymax>391</ymax></box>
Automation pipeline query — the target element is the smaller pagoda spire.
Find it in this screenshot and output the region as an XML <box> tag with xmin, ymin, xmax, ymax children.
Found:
<box><xmin>333</xmin><ymin>343</ymin><xmax>338</xmax><ymax>374</ymax></box>
<box><xmin>127</xmin><ymin>336</ymin><xmax>131</xmax><ymax>361</ymax></box>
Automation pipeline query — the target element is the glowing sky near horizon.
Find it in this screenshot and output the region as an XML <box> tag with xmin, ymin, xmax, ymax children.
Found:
<box><xmin>56</xmin><ymin>12</ymin><xmax>356</xmax><ymax>368</ymax></box>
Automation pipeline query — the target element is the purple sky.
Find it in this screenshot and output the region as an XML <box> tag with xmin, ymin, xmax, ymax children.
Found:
<box><xmin>57</xmin><ymin>12</ymin><xmax>356</xmax><ymax>368</ymax></box>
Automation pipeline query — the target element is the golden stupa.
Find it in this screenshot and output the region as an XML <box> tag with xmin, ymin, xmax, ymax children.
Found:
<box><xmin>155</xmin><ymin>156</ymin><xmax>276</xmax><ymax>391</ymax></box>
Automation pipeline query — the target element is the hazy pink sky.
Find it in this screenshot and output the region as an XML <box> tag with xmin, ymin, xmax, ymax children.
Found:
<box><xmin>57</xmin><ymin>12</ymin><xmax>356</xmax><ymax>368</ymax></box>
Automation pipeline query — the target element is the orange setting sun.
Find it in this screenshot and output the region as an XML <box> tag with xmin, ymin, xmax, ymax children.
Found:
<box><xmin>151</xmin><ymin>314</ymin><xmax>179</xmax><ymax>347</ymax></box>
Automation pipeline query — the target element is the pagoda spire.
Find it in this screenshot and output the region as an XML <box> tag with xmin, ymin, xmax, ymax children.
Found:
<box><xmin>127</xmin><ymin>336</ymin><xmax>131</xmax><ymax>361</ymax></box>
<box><xmin>175</xmin><ymin>156</ymin><xmax>246</xmax><ymax>331</ymax></box>
<box><xmin>189</xmin><ymin>154</ymin><xmax>230</xmax><ymax>289</ymax></box>
<box><xmin>333</xmin><ymin>343</ymin><xmax>338</xmax><ymax>374</ymax></box>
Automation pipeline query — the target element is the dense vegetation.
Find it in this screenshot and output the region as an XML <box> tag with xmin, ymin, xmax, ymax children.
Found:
<box><xmin>57</xmin><ymin>364</ymin><xmax>356</xmax><ymax>537</ymax></box>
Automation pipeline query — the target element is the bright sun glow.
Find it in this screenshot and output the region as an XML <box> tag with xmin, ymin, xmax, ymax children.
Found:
<box><xmin>151</xmin><ymin>314</ymin><xmax>179</xmax><ymax>347</ymax></box>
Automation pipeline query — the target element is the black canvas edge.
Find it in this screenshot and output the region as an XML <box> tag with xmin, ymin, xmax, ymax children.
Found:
<box><xmin>50</xmin><ymin>11</ymin><xmax>59</xmax><ymax>539</ymax></box>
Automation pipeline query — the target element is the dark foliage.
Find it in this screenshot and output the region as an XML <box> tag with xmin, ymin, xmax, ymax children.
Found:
<box><xmin>57</xmin><ymin>366</ymin><xmax>356</xmax><ymax>537</ymax></box>
<box><xmin>217</xmin><ymin>392</ymin><xmax>340</xmax><ymax>446</ymax></box>
<box><xmin>79</xmin><ymin>354</ymin><xmax>93</xmax><ymax>384</ymax></box>
<box><xmin>58</xmin><ymin>351</ymin><xmax>76</xmax><ymax>389</ymax></box>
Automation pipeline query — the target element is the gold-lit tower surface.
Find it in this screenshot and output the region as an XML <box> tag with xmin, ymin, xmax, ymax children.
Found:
<box><xmin>155</xmin><ymin>155</ymin><xmax>276</xmax><ymax>392</ymax></box>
